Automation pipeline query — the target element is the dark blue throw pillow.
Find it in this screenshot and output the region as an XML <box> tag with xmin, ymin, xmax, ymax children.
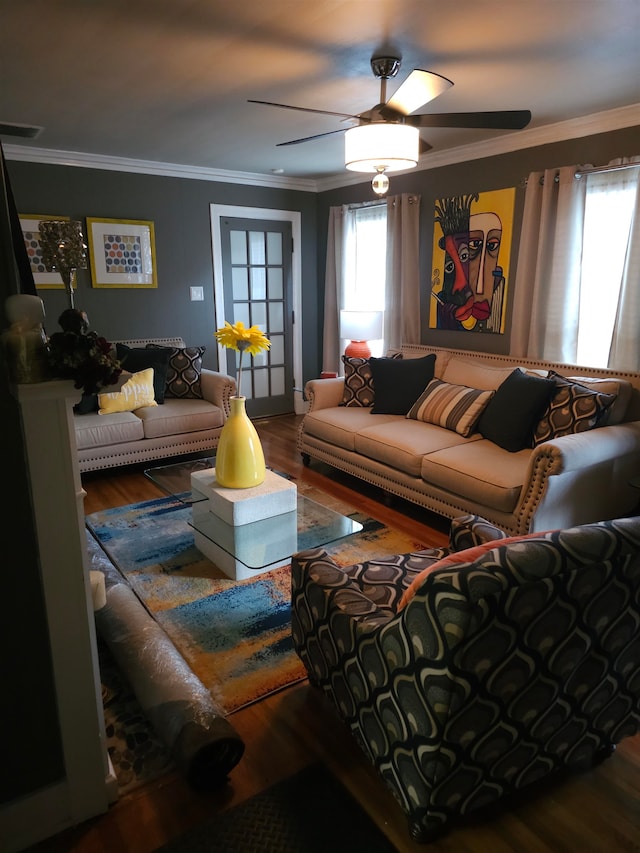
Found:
<box><xmin>116</xmin><ymin>344</ymin><xmax>171</xmax><ymax>404</ymax></box>
<box><xmin>477</xmin><ymin>368</ymin><xmax>556</xmax><ymax>452</ymax></box>
<box><xmin>369</xmin><ymin>354</ymin><xmax>436</xmax><ymax>415</ymax></box>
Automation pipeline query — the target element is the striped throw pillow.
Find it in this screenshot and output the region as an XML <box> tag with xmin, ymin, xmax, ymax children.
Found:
<box><xmin>407</xmin><ymin>378</ymin><xmax>495</xmax><ymax>437</ymax></box>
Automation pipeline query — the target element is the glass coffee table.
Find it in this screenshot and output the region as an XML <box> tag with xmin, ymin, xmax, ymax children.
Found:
<box><xmin>144</xmin><ymin>457</ymin><xmax>363</xmax><ymax>576</ymax></box>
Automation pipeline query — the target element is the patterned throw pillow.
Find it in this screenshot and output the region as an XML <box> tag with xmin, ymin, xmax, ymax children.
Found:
<box><xmin>339</xmin><ymin>353</ymin><xmax>403</xmax><ymax>407</ymax></box>
<box><xmin>340</xmin><ymin>356</ymin><xmax>375</xmax><ymax>407</ymax></box>
<box><xmin>533</xmin><ymin>370</ymin><xmax>616</xmax><ymax>446</ymax></box>
<box><xmin>147</xmin><ymin>344</ymin><xmax>205</xmax><ymax>399</ymax></box>
<box><xmin>407</xmin><ymin>378</ymin><xmax>495</xmax><ymax>437</ymax></box>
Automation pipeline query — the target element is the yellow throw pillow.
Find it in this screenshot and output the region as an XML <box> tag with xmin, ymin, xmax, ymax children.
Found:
<box><xmin>98</xmin><ymin>368</ymin><xmax>157</xmax><ymax>415</ymax></box>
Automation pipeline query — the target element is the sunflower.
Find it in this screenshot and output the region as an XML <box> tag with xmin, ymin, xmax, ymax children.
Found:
<box><xmin>214</xmin><ymin>321</ymin><xmax>270</xmax><ymax>397</ymax></box>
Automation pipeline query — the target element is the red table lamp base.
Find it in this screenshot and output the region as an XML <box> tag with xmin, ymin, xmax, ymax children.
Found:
<box><xmin>344</xmin><ymin>340</ymin><xmax>371</xmax><ymax>358</ymax></box>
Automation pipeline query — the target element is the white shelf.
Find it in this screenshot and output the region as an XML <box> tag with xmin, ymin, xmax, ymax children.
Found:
<box><xmin>1</xmin><ymin>381</ymin><xmax>111</xmax><ymax>852</ymax></box>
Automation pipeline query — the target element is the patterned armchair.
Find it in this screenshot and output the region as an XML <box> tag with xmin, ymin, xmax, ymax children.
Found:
<box><xmin>291</xmin><ymin>514</ymin><xmax>640</xmax><ymax>842</ymax></box>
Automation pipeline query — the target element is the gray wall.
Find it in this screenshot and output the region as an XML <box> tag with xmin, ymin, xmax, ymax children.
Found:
<box><xmin>7</xmin><ymin>162</ymin><xmax>320</xmax><ymax>383</ymax></box>
<box><xmin>317</xmin><ymin>124</ymin><xmax>640</xmax><ymax>361</ymax></box>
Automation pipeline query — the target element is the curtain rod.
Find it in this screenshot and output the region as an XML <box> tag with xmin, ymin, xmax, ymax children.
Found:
<box><xmin>523</xmin><ymin>160</ymin><xmax>639</xmax><ymax>186</ymax></box>
<box><xmin>346</xmin><ymin>199</ymin><xmax>385</xmax><ymax>210</ymax></box>
<box><xmin>575</xmin><ymin>161</ymin><xmax>639</xmax><ymax>179</ymax></box>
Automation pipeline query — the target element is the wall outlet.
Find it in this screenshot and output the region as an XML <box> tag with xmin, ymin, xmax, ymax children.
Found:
<box><xmin>190</xmin><ymin>286</ymin><xmax>204</xmax><ymax>302</ymax></box>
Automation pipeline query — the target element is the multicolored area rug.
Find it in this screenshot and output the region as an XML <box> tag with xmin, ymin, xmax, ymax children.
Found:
<box><xmin>86</xmin><ymin>485</ymin><xmax>431</xmax><ymax>715</ymax></box>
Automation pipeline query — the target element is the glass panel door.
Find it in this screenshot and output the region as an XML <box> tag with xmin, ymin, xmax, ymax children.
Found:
<box><xmin>220</xmin><ymin>217</ymin><xmax>294</xmax><ymax>417</ymax></box>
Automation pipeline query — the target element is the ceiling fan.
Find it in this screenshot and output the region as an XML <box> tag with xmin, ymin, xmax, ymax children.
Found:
<box><xmin>249</xmin><ymin>55</ymin><xmax>531</xmax><ymax>194</ymax></box>
<box><xmin>249</xmin><ymin>54</ymin><xmax>531</xmax><ymax>147</ymax></box>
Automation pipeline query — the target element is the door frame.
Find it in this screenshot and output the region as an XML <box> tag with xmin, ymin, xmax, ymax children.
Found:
<box><xmin>210</xmin><ymin>204</ymin><xmax>304</xmax><ymax>414</ymax></box>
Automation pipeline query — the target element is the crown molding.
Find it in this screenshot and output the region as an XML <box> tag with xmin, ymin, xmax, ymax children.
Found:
<box><xmin>3</xmin><ymin>145</ymin><xmax>319</xmax><ymax>192</ymax></box>
<box><xmin>3</xmin><ymin>103</ymin><xmax>638</xmax><ymax>194</ymax></box>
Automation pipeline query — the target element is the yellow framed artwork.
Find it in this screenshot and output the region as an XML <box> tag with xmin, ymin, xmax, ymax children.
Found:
<box><xmin>87</xmin><ymin>217</ymin><xmax>157</xmax><ymax>288</ymax></box>
<box><xmin>19</xmin><ymin>214</ymin><xmax>69</xmax><ymax>289</ymax></box>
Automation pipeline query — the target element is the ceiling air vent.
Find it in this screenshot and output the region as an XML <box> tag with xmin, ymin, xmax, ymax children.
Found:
<box><xmin>0</xmin><ymin>122</ymin><xmax>44</xmax><ymax>139</ymax></box>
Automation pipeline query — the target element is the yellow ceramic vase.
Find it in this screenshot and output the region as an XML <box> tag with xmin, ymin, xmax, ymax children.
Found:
<box><xmin>215</xmin><ymin>396</ymin><xmax>266</xmax><ymax>488</ymax></box>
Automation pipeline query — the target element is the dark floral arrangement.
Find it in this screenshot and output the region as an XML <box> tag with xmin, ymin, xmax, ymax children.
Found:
<box><xmin>47</xmin><ymin>309</ymin><xmax>122</xmax><ymax>395</ymax></box>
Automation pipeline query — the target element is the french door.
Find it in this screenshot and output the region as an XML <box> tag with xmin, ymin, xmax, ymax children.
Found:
<box><xmin>218</xmin><ymin>216</ymin><xmax>294</xmax><ymax>417</ymax></box>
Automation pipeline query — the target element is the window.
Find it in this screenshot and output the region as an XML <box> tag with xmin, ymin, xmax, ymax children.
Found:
<box><xmin>514</xmin><ymin>160</ymin><xmax>640</xmax><ymax>372</ymax></box>
<box><xmin>342</xmin><ymin>203</ymin><xmax>387</xmax><ymax>355</ymax></box>
<box><xmin>577</xmin><ymin>172</ymin><xmax>638</xmax><ymax>367</ymax></box>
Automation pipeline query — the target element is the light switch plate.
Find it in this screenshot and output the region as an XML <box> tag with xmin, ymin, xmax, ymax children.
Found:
<box><xmin>190</xmin><ymin>286</ymin><xmax>204</xmax><ymax>302</ymax></box>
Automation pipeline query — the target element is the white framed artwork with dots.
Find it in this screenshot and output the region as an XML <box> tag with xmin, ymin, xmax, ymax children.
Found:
<box><xmin>87</xmin><ymin>217</ymin><xmax>157</xmax><ymax>288</ymax></box>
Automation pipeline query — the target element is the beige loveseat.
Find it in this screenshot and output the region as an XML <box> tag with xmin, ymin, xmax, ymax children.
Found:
<box><xmin>299</xmin><ymin>344</ymin><xmax>640</xmax><ymax>535</ymax></box>
<box><xmin>75</xmin><ymin>338</ymin><xmax>235</xmax><ymax>473</ymax></box>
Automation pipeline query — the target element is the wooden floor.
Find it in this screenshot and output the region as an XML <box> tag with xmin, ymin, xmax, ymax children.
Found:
<box><xmin>30</xmin><ymin>414</ymin><xmax>640</xmax><ymax>852</ymax></box>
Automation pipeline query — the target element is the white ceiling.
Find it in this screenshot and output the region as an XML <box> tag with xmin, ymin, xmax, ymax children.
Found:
<box><xmin>2</xmin><ymin>0</ymin><xmax>639</xmax><ymax>184</ymax></box>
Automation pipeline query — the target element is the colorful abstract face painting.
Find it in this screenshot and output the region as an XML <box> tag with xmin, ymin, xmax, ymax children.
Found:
<box><xmin>430</xmin><ymin>188</ymin><xmax>515</xmax><ymax>333</ymax></box>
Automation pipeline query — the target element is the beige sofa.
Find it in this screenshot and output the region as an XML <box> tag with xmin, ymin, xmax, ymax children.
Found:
<box><xmin>75</xmin><ymin>338</ymin><xmax>235</xmax><ymax>473</ymax></box>
<box><xmin>299</xmin><ymin>344</ymin><xmax>640</xmax><ymax>535</ymax></box>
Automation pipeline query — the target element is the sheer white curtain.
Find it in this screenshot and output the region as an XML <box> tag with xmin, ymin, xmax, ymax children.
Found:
<box><xmin>511</xmin><ymin>165</ymin><xmax>586</xmax><ymax>362</ymax></box>
<box><xmin>605</xmin><ymin>158</ymin><xmax>640</xmax><ymax>370</ymax></box>
<box><xmin>344</xmin><ymin>202</ymin><xmax>387</xmax><ymax>313</ymax></box>
<box><xmin>322</xmin><ymin>193</ymin><xmax>420</xmax><ymax>372</ymax></box>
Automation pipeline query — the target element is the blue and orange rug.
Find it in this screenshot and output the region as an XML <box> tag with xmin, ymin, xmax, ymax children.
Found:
<box><xmin>86</xmin><ymin>488</ymin><xmax>430</xmax><ymax>715</ymax></box>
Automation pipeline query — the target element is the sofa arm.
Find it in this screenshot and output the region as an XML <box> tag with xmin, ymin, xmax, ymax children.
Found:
<box><xmin>304</xmin><ymin>377</ymin><xmax>345</xmax><ymax>410</ymax></box>
<box><xmin>199</xmin><ymin>368</ymin><xmax>236</xmax><ymax>419</ymax></box>
<box><xmin>516</xmin><ymin>420</ymin><xmax>640</xmax><ymax>533</ymax></box>
<box><xmin>533</xmin><ymin>421</ymin><xmax>640</xmax><ymax>474</ymax></box>
<box><xmin>449</xmin><ymin>515</ymin><xmax>509</xmax><ymax>551</ymax></box>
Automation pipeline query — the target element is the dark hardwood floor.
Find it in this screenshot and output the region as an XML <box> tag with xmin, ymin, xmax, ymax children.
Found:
<box><xmin>29</xmin><ymin>414</ymin><xmax>640</xmax><ymax>852</ymax></box>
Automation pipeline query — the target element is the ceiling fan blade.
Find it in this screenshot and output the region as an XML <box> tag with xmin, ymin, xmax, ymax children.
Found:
<box><xmin>276</xmin><ymin>127</ymin><xmax>349</xmax><ymax>147</ymax></box>
<box><xmin>387</xmin><ymin>69</ymin><xmax>453</xmax><ymax>115</ymax></box>
<box><xmin>407</xmin><ymin>110</ymin><xmax>532</xmax><ymax>130</ymax></box>
<box><xmin>248</xmin><ymin>99</ymin><xmax>361</xmax><ymax>121</ymax></box>
<box><xmin>419</xmin><ymin>138</ymin><xmax>433</xmax><ymax>155</ymax></box>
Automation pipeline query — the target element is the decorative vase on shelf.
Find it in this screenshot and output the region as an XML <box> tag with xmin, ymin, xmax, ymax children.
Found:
<box><xmin>3</xmin><ymin>294</ymin><xmax>50</xmax><ymax>384</ymax></box>
<box><xmin>215</xmin><ymin>395</ymin><xmax>266</xmax><ymax>488</ymax></box>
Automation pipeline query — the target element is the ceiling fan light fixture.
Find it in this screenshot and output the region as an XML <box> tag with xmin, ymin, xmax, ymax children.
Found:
<box><xmin>344</xmin><ymin>123</ymin><xmax>419</xmax><ymax>173</ymax></box>
<box><xmin>371</xmin><ymin>168</ymin><xmax>390</xmax><ymax>196</ymax></box>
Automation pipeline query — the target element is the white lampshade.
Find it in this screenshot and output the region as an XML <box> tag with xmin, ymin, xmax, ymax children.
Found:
<box><xmin>340</xmin><ymin>310</ymin><xmax>384</xmax><ymax>342</ymax></box>
<box><xmin>345</xmin><ymin>123</ymin><xmax>420</xmax><ymax>173</ymax></box>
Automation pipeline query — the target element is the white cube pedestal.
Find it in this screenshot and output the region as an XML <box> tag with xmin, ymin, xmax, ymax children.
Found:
<box><xmin>190</xmin><ymin>468</ymin><xmax>298</xmax><ymax>580</ymax></box>
<box><xmin>191</xmin><ymin>467</ymin><xmax>297</xmax><ymax>524</ymax></box>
